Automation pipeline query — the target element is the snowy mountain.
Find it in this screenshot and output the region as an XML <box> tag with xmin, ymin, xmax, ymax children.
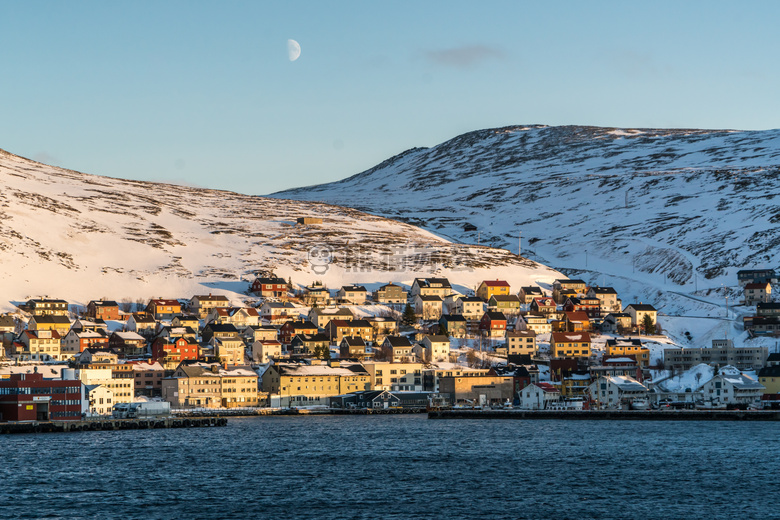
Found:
<box><xmin>273</xmin><ymin>124</ymin><xmax>780</xmax><ymax>318</ymax></box>
<box><xmin>0</xmin><ymin>148</ymin><xmax>561</xmax><ymax>311</ymax></box>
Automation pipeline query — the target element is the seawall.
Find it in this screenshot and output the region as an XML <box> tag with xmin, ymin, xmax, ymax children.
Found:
<box><xmin>0</xmin><ymin>416</ymin><xmax>227</xmax><ymax>434</ymax></box>
<box><xmin>428</xmin><ymin>409</ymin><xmax>780</xmax><ymax>421</ymax></box>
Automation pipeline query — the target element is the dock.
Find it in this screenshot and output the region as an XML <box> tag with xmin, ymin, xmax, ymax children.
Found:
<box><xmin>0</xmin><ymin>416</ymin><xmax>227</xmax><ymax>434</ymax></box>
<box><xmin>428</xmin><ymin>409</ymin><xmax>780</xmax><ymax>421</ymax></box>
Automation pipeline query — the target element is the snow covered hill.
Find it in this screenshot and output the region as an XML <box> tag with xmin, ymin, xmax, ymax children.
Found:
<box><xmin>0</xmin><ymin>149</ymin><xmax>561</xmax><ymax>310</ymax></box>
<box><xmin>273</xmin><ymin>124</ymin><xmax>780</xmax><ymax>318</ymax></box>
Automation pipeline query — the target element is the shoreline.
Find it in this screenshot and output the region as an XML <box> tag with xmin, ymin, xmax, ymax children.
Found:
<box><xmin>427</xmin><ymin>409</ymin><xmax>780</xmax><ymax>421</ymax></box>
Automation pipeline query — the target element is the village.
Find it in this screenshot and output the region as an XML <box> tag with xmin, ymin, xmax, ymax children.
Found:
<box><xmin>0</xmin><ymin>267</ymin><xmax>779</xmax><ymax>423</ymax></box>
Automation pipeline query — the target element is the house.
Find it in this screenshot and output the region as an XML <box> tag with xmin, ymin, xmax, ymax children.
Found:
<box><xmin>562</xmin><ymin>297</ymin><xmax>601</xmax><ymax>320</ymax></box>
<box><xmin>439</xmin><ymin>314</ymin><xmax>468</xmax><ymax>338</ymax></box>
<box><xmin>202</xmin><ymin>323</ymin><xmax>242</xmax><ymax>344</ymax></box>
<box><xmin>420</xmin><ymin>334</ymin><xmax>450</xmax><ymax>362</ymax></box>
<box><xmin>518</xmin><ymin>286</ymin><xmax>544</xmax><ymax>305</ymax></box>
<box><xmin>410</xmin><ymin>278</ymin><xmax>453</xmax><ymax>298</ymax></box>
<box><xmin>77</xmin><ymin>347</ymin><xmax>120</xmax><ymax>365</ymax></box>
<box><xmin>699</xmin><ymin>367</ymin><xmax>764</xmax><ymax>407</ymax></box>
<box><xmin>373</xmin><ymin>283</ymin><xmax>407</xmax><ymax>304</ymax></box>
<box><xmin>520</xmin><ymin>313</ymin><xmax>552</xmax><ymax>335</ymax></box>
<box><xmin>85</xmin><ymin>384</ymin><xmax>113</xmax><ymax>416</ymax></box>
<box><xmin>244</xmin><ymin>326</ymin><xmax>279</xmax><ymax>344</ymax></box>
<box><xmin>586</xmin><ymin>287</ymin><xmax>621</xmax><ymax>313</ymax></box>
<box><xmin>587</xmin><ymin>375</ymin><xmax>648</xmax><ymax>409</ymax></box>
<box><xmin>365</xmin><ymin>316</ymin><xmax>398</xmax><ymax>344</ymax></box>
<box><xmin>261</xmin><ymin>361</ymin><xmax>371</xmax><ymax>407</ymax></box>
<box><xmin>737</xmin><ymin>269</ymin><xmax>777</xmax><ymax>288</ymax></box>
<box><xmin>452</xmin><ymin>296</ymin><xmax>484</xmax><ymax>320</ymax></box>
<box><xmin>109</xmin><ymin>330</ymin><xmax>148</xmax><ymax>357</ymax></box>
<box><xmin>743</xmin><ymin>316</ymin><xmax>780</xmax><ymax>335</ymax></box>
<box><xmin>552</xmin><ymin>279</ymin><xmax>588</xmax><ymax>303</ymax></box>
<box><xmin>439</xmin><ymin>374</ymin><xmax>513</xmax><ymax>406</ymax></box>
<box><xmin>516</xmin><ymin>382</ymin><xmax>560</xmax><ymax>410</ymax></box>
<box><xmin>162</xmin><ymin>363</ymin><xmax>259</xmax><ymax>409</ymax></box>
<box><xmin>600</xmin><ymin>313</ymin><xmax>633</xmax><ymax>334</ymax></box>
<box><xmin>362</xmin><ymin>361</ymin><xmax>426</xmax><ymax>391</ymax></box>
<box><xmin>0</xmin><ymin>372</ymin><xmax>82</xmax><ymax>421</ymax></box>
<box><xmin>758</xmin><ymin>364</ymin><xmax>780</xmax><ymax>403</ymax></box>
<box><xmin>491</xmin><ymin>365</ymin><xmax>533</xmax><ymax>398</ymax></box>
<box><xmin>530</xmin><ymin>297</ymin><xmax>557</xmax><ymax>316</ymax></box>
<box><xmin>477</xmin><ymin>280</ymin><xmax>511</xmax><ymax>301</ymax></box>
<box><xmin>151</xmin><ymin>336</ymin><xmax>200</xmax><ymax>369</ymax></box>
<box><xmin>561</xmin><ymin>372</ymin><xmax>592</xmax><ymax>398</ymax></box>
<box><xmin>757</xmin><ymin>302</ymin><xmax>780</xmax><ymax>317</ymax></box>
<box><xmin>171</xmin><ymin>315</ymin><xmax>199</xmax><ymax>330</ymax></box>
<box><xmin>15</xmin><ymin>330</ymin><xmax>62</xmax><ymax>361</ymax></box>
<box><xmin>252</xmin><ymin>340</ymin><xmax>282</xmax><ymax>364</ymax></box>
<box><xmin>145</xmin><ymin>299</ymin><xmax>182</xmax><ymax>320</ymax></box>
<box><xmin>325</xmin><ymin>319</ymin><xmax>373</xmax><ymax>344</ymax></box>
<box><xmin>127</xmin><ymin>361</ymin><xmax>165</xmax><ymax>398</ymax></box>
<box><xmin>28</xmin><ymin>315</ymin><xmax>71</xmax><ymax>337</ymax></box>
<box><xmin>329</xmin><ymin>390</ymin><xmax>404</xmax><ymax>410</ymax></box>
<box><xmin>303</xmin><ymin>286</ymin><xmax>330</xmax><ymax>307</ymax></box>
<box><xmin>61</xmin><ymin>329</ymin><xmax>109</xmax><ymax>358</ymax></box>
<box><xmin>290</xmin><ymin>333</ymin><xmax>331</xmax><ymax>356</ymax></box>
<box><xmin>206</xmin><ymin>307</ymin><xmax>261</xmax><ymax>329</ymax></box>
<box><xmin>337</xmin><ymin>285</ymin><xmax>368</xmax><ymax>304</ymax></box>
<box><xmin>550</xmin><ymin>332</ymin><xmax>592</xmax><ymax>360</ymax></box>
<box><xmin>339</xmin><ymin>337</ymin><xmax>367</xmax><ymax>359</ymax></box>
<box><xmin>86</xmin><ymin>300</ymin><xmax>120</xmax><ymax>321</ymax></box>
<box><xmin>562</xmin><ymin>311</ymin><xmax>592</xmax><ymax>332</ymax></box>
<box><xmin>506</xmin><ymin>330</ymin><xmax>537</xmax><ymax>357</ymax></box>
<box><xmin>744</xmin><ymin>282</ymin><xmax>771</xmax><ymax>306</ymax></box>
<box><xmin>78</xmin><ymin>365</ymin><xmax>135</xmax><ymax>404</ymax></box>
<box><xmin>624</xmin><ymin>304</ymin><xmax>658</xmax><ymax>332</ymax></box>
<box><xmin>308</xmin><ymin>307</ymin><xmax>355</xmax><ymax>330</ymax></box>
<box><xmin>259</xmin><ymin>301</ymin><xmax>300</xmax><ymax>325</ymax></box>
<box><xmin>210</xmin><ymin>334</ymin><xmax>246</xmax><ymax>366</ymax></box>
<box><xmin>590</xmin><ymin>356</ymin><xmax>640</xmax><ymax>379</ymax></box>
<box><xmin>126</xmin><ymin>313</ymin><xmax>157</xmax><ymax>338</ymax></box>
<box><xmin>25</xmin><ymin>298</ymin><xmax>69</xmax><ymax>317</ymax></box>
<box><xmin>414</xmin><ymin>295</ymin><xmax>443</xmax><ymax>320</ymax></box>
<box><xmin>251</xmin><ymin>276</ymin><xmax>288</xmax><ymax>299</ymax></box>
<box><xmin>188</xmin><ymin>294</ymin><xmax>230</xmax><ymax>318</ymax></box>
<box><xmin>605</xmin><ymin>338</ymin><xmax>650</xmax><ymax>367</ymax></box>
<box><xmin>479</xmin><ymin>311</ymin><xmax>507</xmax><ymax>338</ymax></box>
<box><xmin>379</xmin><ymin>336</ymin><xmax>415</xmax><ymax>362</ymax></box>
<box><xmin>487</xmin><ymin>295</ymin><xmax>521</xmax><ymax>314</ymax></box>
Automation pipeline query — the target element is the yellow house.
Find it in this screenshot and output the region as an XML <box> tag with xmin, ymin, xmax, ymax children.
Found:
<box><xmin>758</xmin><ymin>364</ymin><xmax>780</xmax><ymax>395</ymax></box>
<box><xmin>561</xmin><ymin>373</ymin><xmax>591</xmax><ymax>398</ymax></box>
<box><xmin>361</xmin><ymin>361</ymin><xmax>424</xmax><ymax>391</ymax></box>
<box><xmin>261</xmin><ymin>361</ymin><xmax>371</xmax><ymax>407</ymax></box>
<box><xmin>550</xmin><ymin>332</ymin><xmax>591</xmax><ymax>359</ymax></box>
<box><xmin>606</xmin><ymin>339</ymin><xmax>650</xmax><ymax>367</ymax></box>
<box><xmin>477</xmin><ymin>280</ymin><xmax>511</xmax><ymax>302</ymax></box>
<box><xmin>219</xmin><ymin>368</ymin><xmax>259</xmax><ymax>408</ymax></box>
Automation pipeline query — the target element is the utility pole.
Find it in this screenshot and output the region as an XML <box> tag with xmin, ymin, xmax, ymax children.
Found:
<box><xmin>518</xmin><ymin>231</ymin><xmax>521</xmax><ymax>257</ymax></box>
<box><xmin>477</xmin><ymin>231</ymin><xmax>481</xmax><ymax>246</ymax></box>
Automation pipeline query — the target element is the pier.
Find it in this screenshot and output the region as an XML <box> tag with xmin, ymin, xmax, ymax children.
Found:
<box><xmin>0</xmin><ymin>416</ymin><xmax>227</xmax><ymax>434</ymax></box>
<box><xmin>428</xmin><ymin>409</ymin><xmax>780</xmax><ymax>421</ymax></box>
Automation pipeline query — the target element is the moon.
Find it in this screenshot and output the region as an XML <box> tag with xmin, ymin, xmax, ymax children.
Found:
<box><xmin>287</xmin><ymin>39</ymin><xmax>301</xmax><ymax>62</ymax></box>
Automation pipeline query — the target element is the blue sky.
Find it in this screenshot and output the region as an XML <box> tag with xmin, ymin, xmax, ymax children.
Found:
<box><xmin>2</xmin><ymin>1</ymin><xmax>779</xmax><ymax>194</ymax></box>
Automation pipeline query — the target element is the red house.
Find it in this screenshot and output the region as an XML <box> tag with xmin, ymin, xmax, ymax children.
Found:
<box><xmin>0</xmin><ymin>372</ymin><xmax>83</xmax><ymax>421</ymax></box>
<box><xmin>151</xmin><ymin>337</ymin><xmax>200</xmax><ymax>366</ymax></box>
<box><xmin>279</xmin><ymin>319</ymin><xmax>318</xmax><ymax>345</ymax></box>
<box><xmin>86</xmin><ymin>300</ymin><xmax>120</xmax><ymax>321</ymax></box>
<box><xmin>479</xmin><ymin>311</ymin><xmax>507</xmax><ymax>338</ymax></box>
<box><xmin>562</xmin><ymin>297</ymin><xmax>601</xmax><ymax>320</ymax></box>
<box><xmin>251</xmin><ymin>276</ymin><xmax>288</xmax><ymax>299</ymax></box>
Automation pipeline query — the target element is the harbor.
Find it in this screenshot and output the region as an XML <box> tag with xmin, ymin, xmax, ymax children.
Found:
<box><xmin>427</xmin><ymin>409</ymin><xmax>780</xmax><ymax>421</ymax></box>
<box><xmin>0</xmin><ymin>416</ymin><xmax>227</xmax><ymax>434</ymax></box>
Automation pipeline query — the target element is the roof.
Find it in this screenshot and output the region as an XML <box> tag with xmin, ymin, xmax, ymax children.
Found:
<box><xmin>481</xmin><ymin>280</ymin><xmax>510</xmax><ymax>287</ymax></box>
<box><xmin>149</xmin><ymin>299</ymin><xmax>180</xmax><ymax>307</ymax></box>
<box><xmin>521</xmin><ymin>286</ymin><xmax>543</xmax><ymax>293</ymax></box>
<box><xmin>274</xmin><ymin>363</ymin><xmax>366</xmax><ymax>377</ymax></box>
<box><xmin>414</xmin><ymin>277</ymin><xmax>452</xmax><ymax>289</ymax></box>
<box><xmin>533</xmin><ymin>297</ymin><xmax>556</xmax><ymax>306</ymax></box>
<box><xmin>564</xmin><ymin>311</ymin><xmax>590</xmax><ymax>323</ymax></box>
<box><xmin>89</xmin><ymin>300</ymin><xmax>119</xmax><ymax>307</ymax></box>
<box><xmin>205</xmin><ymin>323</ymin><xmax>241</xmax><ymax>333</ymax></box>
<box><xmin>424</xmin><ymin>334</ymin><xmax>449</xmax><ymax>343</ymax></box>
<box><xmin>24</xmin><ymin>330</ymin><xmax>61</xmax><ymax>339</ymax></box>
<box><xmin>341</xmin><ymin>285</ymin><xmax>367</xmax><ymax>292</ymax></box>
<box><xmin>606</xmin><ymin>338</ymin><xmax>642</xmax><ymax>347</ymax></box>
<box><xmin>625</xmin><ymin>303</ymin><xmax>657</xmax><ymax>312</ymax></box>
<box><xmin>257</xmin><ymin>277</ymin><xmax>287</xmax><ymax>284</ymax></box>
<box><xmin>192</xmin><ymin>294</ymin><xmax>230</xmax><ymax>302</ymax></box>
<box><xmin>745</xmin><ymin>282</ymin><xmax>770</xmax><ymax>290</ymax></box>
<box><xmin>441</xmin><ymin>314</ymin><xmax>467</xmax><ymax>322</ymax></box>
<box><xmin>340</xmin><ymin>337</ymin><xmax>366</xmax><ymax>347</ymax></box>
<box><xmin>759</xmin><ymin>365</ymin><xmax>780</xmax><ymax>377</ymax></box>
<box><xmin>482</xmin><ymin>311</ymin><xmax>507</xmax><ymax>321</ymax></box>
<box><xmin>384</xmin><ymin>336</ymin><xmax>413</xmax><ymax>347</ymax></box>
<box><xmin>757</xmin><ymin>302</ymin><xmax>780</xmax><ymax>310</ymax></box>
<box><xmin>602</xmin><ymin>375</ymin><xmax>647</xmax><ymax>392</ymax></box>
<box><xmin>551</xmin><ymin>332</ymin><xmax>591</xmax><ymax>343</ymax></box>
<box><xmin>417</xmin><ymin>295</ymin><xmax>443</xmax><ymax>302</ymax></box>
<box><xmin>714</xmin><ymin>373</ymin><xmax>764</xmax><ymax>390</ymax></box>
<box><xmin>737</xmin><ymin>269</ymin><xmax>775</xmax><ymax>275</ymax></box>
<box><xmin>588</xmin><ymin>286</ymin><xmax>618</xmax><ymax>294</ymax></box>
<box><xmin>507</xmin><ymin>330</ymin><xmax>536</xmax><ymax>338</ymax></box>
<box><xmin>131</xmin><ymin>313</ymin><xmax>156</xmax><ymax>323</ymax></box>
<box><xmin>489</xmin><ymin>295</ymin><xmax>520</xmax><ymax>303</ymax></box>
<box><xmin>291</xmin><ymin>333</ymin><xmax>331</xmax><ymax>343</ymax></box>
<box><xmin>31</xmin><ymin>315</ymin><xmax>71</xmax><ymax>325</ymax></box>
<box><xmin>311</xmin><ymin>307</ymin><xmax>354</xmax><ymax>317</ymax></box>
<box><xmin>555</xmin><ymin>279</ymin><xmax>587</xmax><ymax>286</ymax></box>
<box><xmin>534</xmin><ymin>382</ymin><xmax>560</xmax><ymax>393</ymax></box>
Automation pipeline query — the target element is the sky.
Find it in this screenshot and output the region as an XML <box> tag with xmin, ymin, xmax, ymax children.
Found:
<box><xmin>2</xmin><ymin>1</ymin><xmax>780</xmax><ymax>195</ymax></box>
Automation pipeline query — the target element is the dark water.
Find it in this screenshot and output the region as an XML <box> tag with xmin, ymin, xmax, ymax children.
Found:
<box><xmin>2</xmin><ymin>415</ymin><xmax>777</xmax><ymax>519</ymax></box>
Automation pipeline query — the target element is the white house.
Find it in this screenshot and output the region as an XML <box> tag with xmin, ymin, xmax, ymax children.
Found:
<box><xmin>517</xmin><ymin>382</ymin><xmax>560</xmax><ymax>410</ymax></box>
<box><xmin>587</xmin><ymin>375</ymin><xmax>648</xmax><ymax>409</ymax></box>
<box><xmin>421</xmin><ymin>335</ymin><xmax>450</xmax><ymax>362</ymax></box>
<box><xmin>252</xmin><ymin>340</ymin><xmax>282</xmax><ymax>364</ymax></box>
<box><xmin>699</xmin><ymin>367</ymin><xmax>765</xmax><ymax>407</ymax></box>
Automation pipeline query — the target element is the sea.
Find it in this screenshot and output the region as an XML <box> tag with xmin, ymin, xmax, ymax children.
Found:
<box><xmin>1</xmin><ymin>415</ymin><xmax>776</xmax><ymax>520</ymax></box>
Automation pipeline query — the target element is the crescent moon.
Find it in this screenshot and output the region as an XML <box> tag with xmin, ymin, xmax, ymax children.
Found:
<box><xmin>287</xmin><ymin>39</ymin><xmax>301</xmax><ymax>62</ymax></box>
